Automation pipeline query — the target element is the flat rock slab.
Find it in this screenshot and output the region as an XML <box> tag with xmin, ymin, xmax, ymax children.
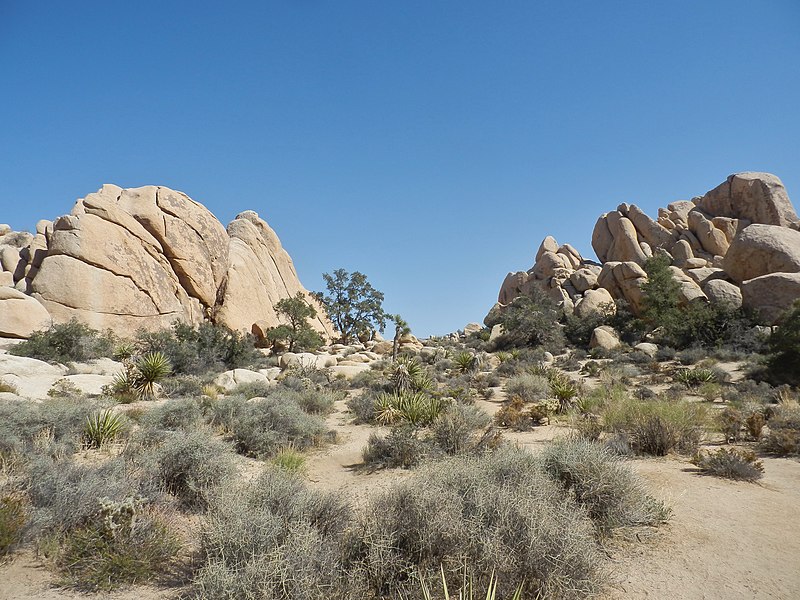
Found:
<box><xmin>0</xmin><ymin>354</ymin><xmax>67</xmax><ymax>399</ymax></box>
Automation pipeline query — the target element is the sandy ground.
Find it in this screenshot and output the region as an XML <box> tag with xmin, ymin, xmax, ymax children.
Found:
<box><xmin>2</xmin><ymin>386</ymin><xmax>799</xmax><ymax>599</ymax></box>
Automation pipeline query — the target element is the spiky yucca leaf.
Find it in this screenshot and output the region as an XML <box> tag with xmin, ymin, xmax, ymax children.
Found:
<box><xmin>83</xmin><ymin>409</ymin><xmax>125</xmax><ymax>449</ymax></box>
<box><xmin>134</xmin><ymin>352</ymin><xmax>172</xmax><ymax>400</ymax></box>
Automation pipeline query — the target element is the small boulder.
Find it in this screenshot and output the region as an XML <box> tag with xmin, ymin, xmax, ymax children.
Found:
<box><xmin>589</xmin><ymin>326</ymin><xmax>621</xmax><ymax>351</ymax></box>
<box><xmin>213</xmin><ymin>368</ymin><xmax>270</xmax><ymax>392</ymax></box>
<box><xmin>702</xmin><ymin>279</ymin><xmax>743</xmax><ymax>310</ymax></box>
<box><xmin>634</xmin><ymin>342</ymin><xmax>658</xmax><ymax>358</ymax></box>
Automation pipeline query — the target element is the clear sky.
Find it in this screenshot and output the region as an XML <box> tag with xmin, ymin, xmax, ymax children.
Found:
<box><xmin>1</xmin><ymin>1</ymin><xmax>798</xmax><ymax>337</ymax></box>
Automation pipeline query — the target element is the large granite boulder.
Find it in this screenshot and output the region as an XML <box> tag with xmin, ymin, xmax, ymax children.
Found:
<box><xmin>696</xmin><ymin>172</ymin><xmax>798</xmax><ymax>228</ymax></box>
<box><xmin>215</xmin><ymin>211</ymin><xmax>334</xmax><ymax>338</ymax></box>
<box><xmin>741</xmin><ymin>273</ymin><xmax>800</xmax><ymax>324</ymax></box>
<box><xmin>723</xmin><ymin>224</ymin><xmax>800</xmax><ymax>284</ymax></box>
<box><xmin>0</xmin><ymin>287</ymin><xmax>51</xmax><ymax>338</ymax></box>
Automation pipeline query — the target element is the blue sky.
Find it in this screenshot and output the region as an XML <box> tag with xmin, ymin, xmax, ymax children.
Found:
<box><xmin>1</xmin><ymin>1</ymin><xmax>799</xmax><ymax>337</ymax></box>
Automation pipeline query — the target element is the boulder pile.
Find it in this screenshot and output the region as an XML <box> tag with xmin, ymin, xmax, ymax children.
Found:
<box><xmin>491</xmin><ymin>172</ymin><xmax>800</xmax><ymax>324</ymax></box>
<box><xmin>0</xmin><ymin>185</ymin><xmax>335</xmax><ymax>339</ymax></box>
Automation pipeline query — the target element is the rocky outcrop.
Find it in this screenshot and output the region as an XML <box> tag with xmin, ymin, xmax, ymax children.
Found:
<box><xmin>1</xmin><ymin>184</ymin><xmax>334</xmax><ymax>339</ymax></box>
<box><xmin>0</xmin><ymin>287</ymin><xmax>51</xmax><ymax>338</ymax></box>
<box><xmin>490</xmin><ymin>172</ymin><xmax>800</xmax><ymax>325</ymax></box>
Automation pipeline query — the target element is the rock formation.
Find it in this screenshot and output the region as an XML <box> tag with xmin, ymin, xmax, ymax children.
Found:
<box><xmin>490</xmin><ymin>172</ymin><xmax>800</xmax><ymax>325</ymax></box>
<box><xmin>0</xmin><ymin>185</ymin><xmax>335</xmax><ymax>339</ymax></box>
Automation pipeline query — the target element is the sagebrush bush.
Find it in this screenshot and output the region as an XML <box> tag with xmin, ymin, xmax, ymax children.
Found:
<box><xmin>0</xmin><ymin>397</ymin><xmax>104</xmax><ymax>459</ymax></box>
<box><xmin>213</xmin><ymin>395</ymin><xmax>327</xmax><ymax>458</ymax></box>
<box><xmin>430</xmin><ymin>403</ymin><xmax>491</xmax><ymax>455</ymax></box>
<box><xmin>362</xmin><ymin>427</ymin><xmax>428</xmax><ymax>469</ymax></box>
<box><xmin>25</xmin><ymin>457</ymin><xmax>139</xmax><ymax>536</ymax></box>
<box><xmin>10</xmin><ymin>319</ymin><xmax>115</xmax><ymax>364</ymax></box>
<box><xmin>346</xmin><ymin>392</ymin><xmax>378</xmax><ymax>424</ymax></box>
<box><xmin>760</xmin><ymin>406</ymin><xmax>800</xmax><ymax>455</ymax></box>
<box><xmin>503</xmin><ymin>373</ymin><xmax>549</xmax><ymax>403</ymax></box>
<box><xmin>540</xmin><ymin>437</ymin><xmax>670</xmax><ymax>531</ymax></box>
<box><xmin>140</xmin><ymin>398</ymin><xmax>204</xmax><ymax>432</ymax></box>
<box><xmin>602</xmin><ymin>398</ymin><xmax>706</xmax><ymax>456</ymax></box>
<box><xmin>141</xmin><ymin>431</ymin><xmax>236</xmax><ymax>511</ymax></box>
<box><xmin>353</xmin><ymin>446</ymin><xmax>601</xmax><ymax>599</ymax></box>
<box><xmin>692</xmin><ymin>448</ymin><xmax>764</xmax><ymax>482</ymax></box>
<box><xmin>56</xmin><ymin>501</ymin><xmax>179</xmax><ymax>591</ymax></box>
<box><xmin>193</xmin><ymin>468</ymin><xmax>352</xmax><ymax>600</ymax></box>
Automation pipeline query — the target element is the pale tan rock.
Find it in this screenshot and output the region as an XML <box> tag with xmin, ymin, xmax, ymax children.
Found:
<box><xmin>533</xmin><ymin>251</ymin><xmax>569</xmax><ymax>279</ymax></box>
<box><xmin>590</xmin><ymin>326</ymin><xmax>621</xmax><ymax>350</ymax></box>
<box><xmin>61</xmin><ymin>374</ymin><xmax>114</xmax><ymax>396</ymax></box>
<box><xmin>634</xmin><ymin>342</ymin><xmax>658</xmax><ymax>357</ymax></box>
<box><xmin>686</xmin><ymin>268</ymin><xmax>722</xmax><ymax>286</ymax></box>
<box><xmin>570</xmin><ymin>267</ymin><xmax>599</xmax><ymax>293</ymax></box>
<box><xmin>702</xmin><ymin>279</ymin><xmax>743</xmax><ymax>309</ymax></box>
<box><xmin>328</xmin><ymin>364</ymin><xmax>371</xmax><ymax>379</ymax></box>
<box><xmin>574</xmin><ymin>288</ymin><xmax>616</xmax><ymax>319</ymax></box>
<box><xmin>371</xmin><ymin>341</ymin><xmax>393</xmax><ymax>355</ymax></box>
<box><xmin>669</xmin><ymin>266</ymin><xmax>708</xmax><ymax>304</ymax></box>
<box><xmin>723</xmin><ymin>224</ymin><xmax>800</xmax><ymax>283</ymax></box>
<box><xmin>671</xmin><ymin>239</ymin><xmax>694</xmax><ymax>266</ymax></box>
<box><xmin>217</xmin><ymin>211</ymin><xmax>334</xmax><ymax>339</ymax></box>
<box><xmin>0</xmin><ymin>245</ymin><xmax>21</xmax><ymax>274</ymax></box>
<box><xmin>535</xmin><ymin>236</ymin><xmax>559</xmax><ymax>263</ymax></box>
<box><xmin>213</xmin><ymin>368</ymin><xmax>271</xmax><ymax>392</ymax></box>
<box><xmin>741</xmin><ymin>272</ymin><xmax>800</xmax><ymax>324</ymax></box>
<box><xmin>498</xmin><ymin>271</ymin><xmax>530</xmax><ymax>305</ymax></box>
<box><xmin>0</xmin><ymin>354</ymin><xmax>67</xmax><ymax>399</ymax></box>
<box><xmin>464</xmin><ymin>323</ymin><xmax>483</xmax><ymax>336</ymax></box>
<box><xmin>0</xmin><ymin>287</ymin><xmax>51</xmax><ymax>338</ymax></box>
<box><xmin>0</xmin><ymin>272</ymin><xmax>12</xmax><ymax>287</ymax></box>
<box><xmin>605</xmin><ymin>212</ymin><xmax>647</xmax><ymax>263</ymax></box>
<box><xmin>627</xmin><ymin>204</ymin><xmax>675</xmax><ymax>249</ymax></box>
<box><xmin>697</xmin><ymin>172</ymin><xmax>798</xmax><ymax>227</ymax></box>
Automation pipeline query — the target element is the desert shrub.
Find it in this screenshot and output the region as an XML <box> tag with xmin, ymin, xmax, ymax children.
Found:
<box><xmin>9</xmin><ymin>319</ymin><xmax>115</xmax><ymax>364</ymax></box>
<box><xmin>0</xmin><ymin>495</ymin><xmax>26</xmax><ymax>555</ymax></box>
<box><xmin>141</xmin><ymin>431</ymin><xmax>236</xmax><ymax>511</ymax></box>
<box><xmin>764</xmin><ymin>301</ymin><xmax>800</xmax><ymax>386</ymax></box>
<box><xmin>141</xmin><ymin>398</ymin><xmax>205</xmax><ymax>432</ymax></box>
<box><xmin>540</xmin><ymin>437</ymin><xmax>670</xmax><ymax>531</ymax></box>
<box><xmin>362</xmin><ymin>426</ymin><xmax>428</xmax><ymax>469</ymax></box>
<box><xmin>137</xmin><ymin>321</ymin><xmax>263</xmax><ymax>376</ymax></box>
<box><xmin>213</xmin><ymin>395</ymin><xmax>327</xmax><ymax>458</ymax></box>
<box><xmin>495</xmin><ymin>397</ymin><xmax>536</xmax><ymax>431</ymax></box>
<box><xmin>692</xmin><ymin>448</ymin><xmax>764</xmax><ymax>482</ymax></box>
<box><xmin>745</xmin><ymin>409</ymin><xmax>767</xmax><ymax>440</ymax></box>
<box><xmin>602</xmin><ymin>398</ymin><xmax>706</xmax><ymax>456</ymax></box>
<box><xmin>0</xmin><ymin>397</ymin><xmax>103</xmax><ymax>458</ymax></box>
<box><xmin>453</xmin><ymin>351</ymin><xmax>480</xmax><ymax>374</ymax></box>
<box><xmin>296</xmin><ymin>387</ymin><xmax>341</xmax><ymax>415</ymax></box>
<box><xmin>760</xmin><ymin>406</ymin><xmax>800</xmax><ymax>455</ymax></box>
<box><xmin>488</xmin><ymin>292</ymin><xmax>565</xmax><ymax>352</ymax></box>
<box><xmin>56</xmin><ymin>497</ymin><xmax>179</xmax><ymax>591</ymax></box>
<box><xmin>573</xmin><ymin>413</ymin><xmax>603</xmax><ymax>441</ymax></box>
<box><xmin>229</xmin><ymin>380</ymin><xmax>275</xmax><ymax>399</ymax></box>
<box><xmin>430</xmin><ymin>403</ymin><xmax>491</xmax><ymax>455</ymax></box>
<box><xmin>674</xmin><ymin>367</ymin><xmax>716</xmax><ymax>388</ymax></box>
<box><xmin>25</xmin><ymin>457</ymin><xmax>139</xmax><ymax>536</ymax></box>
<box><xmin>717</xmin><ymin>407</ymin><xmax>744</xmax><ymax>442</ymax></box>
<box><xmin>550</xmin><ymin>374</ymin><xmax>580</xmax><ymax>409</ymax></box>
<box><xmin>348</xmin><ymin>367</ymin><xmax>384</xmax><ymax>390</ymax></box>
<box><xmin>352</xmin><ymin>446</ymin><xmax>601</xmax><ymax>599</ymax></box>
<box><xmin>347</xmin><ymin>392</ymin><xmax>378</xmax><ymax>424</ymax></box>
<box><xmin>503</xmin><ymin>374</ymin><xmax>549</xmax><ymax>403</ymax></box>
<box><xmin>721</xmin><ymin>379</ymin><xmax>773</xmax><ymax>405</ymax></box>
<box><xmin>676</xmin><ymin>347</ymin><xmax>708</xmax><ymax>365</ymax></box>
<box><xmin>655</xmin><ymin>346</ymin><xmax>677</xmax><ymax>361</ymax></box>
<box><xmin>192</xmin><ymin>468</ymin><xmax>351</xmax><ymax>600</ymax></box>
<box><xmin>160</xmin><ymin>374</ymin><xmax>205</xmax><ymax>397</ymax></box>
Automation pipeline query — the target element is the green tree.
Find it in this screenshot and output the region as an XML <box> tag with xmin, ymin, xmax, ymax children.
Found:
<box><xmin>489</xmin><ymin>288</ymin><xmax>564</xmax><ymax>351</ymax></box>
<box><xmin>766</xmin><ymin>301</ymin><xmax>800</xmax><ymax>386</ymax></box>
<box><xmin>390</xmin><ymin>314</ymin><xmax>411</xmax><ymax>361</ymax></box>
<box><xmin>314</xmin><ymin>269</ymin><xmax>386</xmax><ymax>344</ymax></box>
<box><xmin>266</xmin><ymin>293</ymin><xmax>323</xmax><ymax>352</ymax></box>
<box><xmin>640</xmin><ymin>255</ymin><xmax>682</xmax><ymax>331</ymax></box>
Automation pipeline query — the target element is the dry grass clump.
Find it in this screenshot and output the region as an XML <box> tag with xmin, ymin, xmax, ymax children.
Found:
<box><xmin>602</xmin><ymin>396</ymin><xmax>706</xmax><ymax>456</ymax></box>
<box><xmin>0</xmin><ymin>494</ymin><xmax>26</xmax><ymax>555</ymax></box>
<box><xmin>692</xmin><ymin>448</ymin><xmax>764</xmax><ymax>482</ymax></box>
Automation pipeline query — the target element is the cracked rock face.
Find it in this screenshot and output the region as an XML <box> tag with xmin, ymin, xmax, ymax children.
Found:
<box><xmin>0</xmin><ymin>184</ymin><xmax>334</xmax><ymax>339</ymax></box>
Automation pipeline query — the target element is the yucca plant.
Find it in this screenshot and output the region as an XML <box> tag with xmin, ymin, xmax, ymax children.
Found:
<box><xmin>674</xmin><ymin>367</ymin><xmax>716</xmax><ymax>389</ymax></box>
<box><xmin>112</xmin><ymin>341</ymin><xmax>136</xmax><ymax>361</ymax></box>
<box><xmin>83</xmin><ymin>409</ymin><xmax>126</xmax><ymax>449</ymax></box>
<box><xmin>391</xmin><ymin>356</ymin><xmax>433</xmax><ymax>393</ymax></box>
<box><xmin>550</xmin><ymin>375</ymin><xmax>579</xmax><ymax>410</ymax></box>
<box><xmin>454</xmin><ymin>351</ymin><xmax>481</xmax><ymax>374</ymax></box>
<box><xmin>134</xmin><ymin>352</ymin><xmax>172</xmax><ymax>400</ymax></box>
<box><xmin>527</xmin><ymin>362</ymin><xmax>555</xmax><ymax>379</ymax></box>
<box><xmin>375</xmin><ymin>392</ymin><xmax>402</xmax><ymax>426</ymax></box>
<box><xmin>375</xmin><ymin>391</ymin><xmax>446</xmax><ymax>426</ymax></box>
